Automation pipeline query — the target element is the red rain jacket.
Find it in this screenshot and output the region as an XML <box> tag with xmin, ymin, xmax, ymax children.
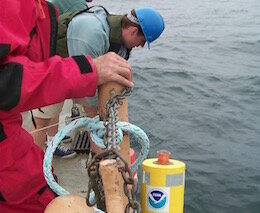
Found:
<box><xmin>0</xmin><ymin>0</ymin><xmax>97</xmax><ymax>208</ymax></box>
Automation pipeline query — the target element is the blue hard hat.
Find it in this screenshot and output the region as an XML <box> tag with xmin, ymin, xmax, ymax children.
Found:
<box><xmin>135</xmin><ymin>7</ymin><xmax>165</xmax><ymax>48</ymax></box>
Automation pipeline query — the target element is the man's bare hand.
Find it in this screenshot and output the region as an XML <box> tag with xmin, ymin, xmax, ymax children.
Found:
<box><xmin>93</xmin><ymin>52</ymin><xmax>134</xmax><ymax>88</ymax></box>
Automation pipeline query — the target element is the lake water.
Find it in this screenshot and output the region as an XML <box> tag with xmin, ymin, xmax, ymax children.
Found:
<box><xmin>91</xmin><ymin>0</ymin><xmax>260</xmax><ymax>212</ymax></box>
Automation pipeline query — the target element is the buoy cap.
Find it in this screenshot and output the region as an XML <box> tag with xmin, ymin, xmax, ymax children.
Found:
<box><xmin>157</xmin><ymin>150</ymin><xmax>170</xmax><ymax>164</ymax></box>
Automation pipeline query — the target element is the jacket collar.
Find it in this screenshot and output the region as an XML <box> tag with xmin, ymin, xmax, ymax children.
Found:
<box><xmin>107</xmin><ymin>15</ymin><xmax>124</xmax><ymax>45</ymax></box>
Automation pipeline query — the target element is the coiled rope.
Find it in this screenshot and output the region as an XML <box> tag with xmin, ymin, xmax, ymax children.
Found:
<box><xmin>43</xmin><ymin>116</ymin><xmax>150</xmax><ymax>210</ymax></box>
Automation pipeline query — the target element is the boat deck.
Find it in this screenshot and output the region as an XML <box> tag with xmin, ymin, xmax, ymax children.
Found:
<box><xmin>53</xmin><ymin>99</ymin><xmax>90</xmax><ymax>197</ymax></box>
<box><xmin>53</xmin><ymin>154</ymin><xmax>90</xmax><ymax>197</ymax></box>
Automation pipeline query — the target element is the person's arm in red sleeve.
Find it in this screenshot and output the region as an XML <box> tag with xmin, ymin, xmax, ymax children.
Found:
<box><xmin>0</xmin><ymin>54</ymin><xmax>97</xmax><ymax>113</ymax></box>
<box><xmin>0</xmin><ymin>51</ymin><xmax>133</xmax><ymax>113</ymax></box>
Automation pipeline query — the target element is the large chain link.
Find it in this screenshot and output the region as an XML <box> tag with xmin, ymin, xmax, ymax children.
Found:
<box><xmin>86</xmin><ymin>150</ymin><xmax>115</xmax><ymax>211</ymax></box>
<box><xmin>86</xmin><ymin>149</ymin><xmax>141</xmax><ymax>213</ymax></box>
<box><xmin>118</xmin><ymin>153</ymin><xmax>141</xmax><ymax>213</ymax></box>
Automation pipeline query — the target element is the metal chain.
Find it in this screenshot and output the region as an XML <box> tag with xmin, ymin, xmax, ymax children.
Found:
<box><xmin>118</xmin><ymin>152</ymin><xmax>141</xmax><ymax>213</ymax></box>
<box><xmin>86</xmin><ymin>152</ymin><xmax>106</xmax><ymax>211</ymax></box>
<box><xmin>86</xmin><ymin>87</ymin><xmax>141</xmax><ymax>212</ymax></box>
<box><xmin>104</xmin><ymin>87</ymin><xmax>132</xmax><ymax>149</ymax></box>
<box><xmin>86</xmin><ymin>149</ymin><xmax>121</xmax><ymax>211</ymax></box>
<box><xmin>104</xmin><ymin>87</ymin><xmax>141</xmax><ymax>213</ymax></box>
<box><xmin>86</xmin><ymin>149</ymin><xmax>141</xmax><ymax>213</ymax></box>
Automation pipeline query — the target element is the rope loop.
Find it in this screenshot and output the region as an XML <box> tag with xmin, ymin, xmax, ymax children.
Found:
<box><xmin>43</xmin><ymin>116</ymin><xmax>150</xmax><ymax>211</ymax></box>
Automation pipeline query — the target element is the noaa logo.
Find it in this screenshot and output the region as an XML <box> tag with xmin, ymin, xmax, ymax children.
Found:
<box><xmin>148</xmin><ymin>190</ymin><xmax>167</xmax><ymax>209</ymax></box>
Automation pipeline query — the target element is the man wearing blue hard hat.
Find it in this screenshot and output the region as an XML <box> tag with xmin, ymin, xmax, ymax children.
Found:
<box><xmin>32</xmin><ymin>6</ymin><xmax>165</xmax><ymax>157</ymax></box>
<box><xmin>134</xmin><ymin>7</ymin><xmax>165</xmax><ymax>48</ymax></box>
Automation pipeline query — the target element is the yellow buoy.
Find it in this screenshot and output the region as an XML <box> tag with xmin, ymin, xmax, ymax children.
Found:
<box><xmin>141</xmin><ymin>150</ymin><xmax>185</xmax><ymax>213</ymax></box>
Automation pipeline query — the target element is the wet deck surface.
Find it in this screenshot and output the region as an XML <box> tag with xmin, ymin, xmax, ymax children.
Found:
<box><xmin>51</xmin><ymin>100</ymin><xmax>90</xmax><ymax>197</ymax></box>
<box><xmin>53</xmin><ymin>154</ymin><xmax>90</xmax><ymax>197</ymax></box>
